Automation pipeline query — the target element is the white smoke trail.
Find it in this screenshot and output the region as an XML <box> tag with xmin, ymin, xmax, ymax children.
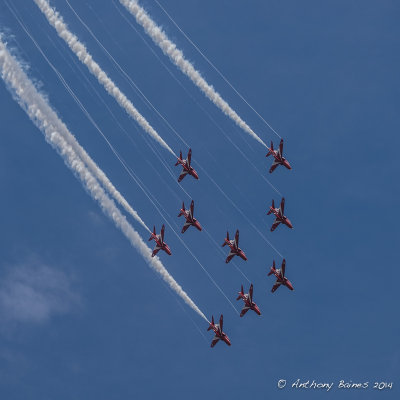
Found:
<box><xmin>5</xmin><ymin>0</ymin><xmax>150</xmax><ymax>233</ymax></box>
<box><xmin>7</xmin><ymin>4</ymin><xmax>239</xmax><ymax>311</ymax></box>
<box><xmin>62</xmin><ymin>0</ymin><xmax>281</xmax><ymax>199</ymax></box>
<box><xmin>119</xmin><ymin>0</ymin><xmax>267</xmax><ymax>148</ymax></box>
<box><xmin>0</xmin><ymin>39</ymin><xmax>208</xmax><ymax>322</ymax></box>
<box><xmin>65</xmin><ymin>0</ymin><xmax>191</xmax><ymax>151</ymax></box>
<box><xmin>153</xmin><ymin>0</ymin><xmax>282</xmax><ymax>139</ymax></box>
<box><xmin>29</xmin><ymin>0</ymin><xmax>282</xmax><ymax>257</ymax></box>
<box><xmin>33</xmin><ymin>0</ymin><xmax>175</xmax><ymax>157</ymax></box>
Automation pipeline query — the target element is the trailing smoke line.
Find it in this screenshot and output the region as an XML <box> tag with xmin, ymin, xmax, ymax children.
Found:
<box><xmin>119</xmin><ymin>0</ymin><xmax>268</xmax><ymax>148</ymax></box>
<box><xmin>33</xmin><ymin>0</ymin><xmax>176</xmax><ymax>156</ymax></box>
<box><xmin>5</xmin><ymin>0</ymin><xmax>150</xmax><ymax>233</ymax></box>
<box><xmin>28</xmin><ymin>0</ymin><xmax>283</xmax><ymax>258</ymax></box>
<box><xmin>154</xmin><ymin>0</ymin><xmax>282</xmax><ymax>139</ymax></box>
<box><xmin>0</xmin><ymin>38</ymin><xmax>208</xmax><ymax>322</ymax></box>
<box><xmin>7</xmin><ymin>5</ymin><xmax>241</xmax><ymax>311</ymax></box>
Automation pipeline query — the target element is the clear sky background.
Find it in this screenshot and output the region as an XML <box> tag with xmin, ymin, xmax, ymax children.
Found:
<box><xmin>0</xmin><ymin>1</ymin><xmax>399</xmax><ymax>399</ymax></box>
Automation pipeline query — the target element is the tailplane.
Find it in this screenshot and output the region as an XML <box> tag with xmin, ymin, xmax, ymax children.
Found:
<box><xmin>268</xmin><ymin>260</ymin><xmax>276</xmax><ymax>275</ymax></box>
<box><xmin>236</xmin><ymin>284</ymin><xmax>244</xmax><ymax>300</ymax></box>
<box><xmin>207</xmin><ymin>315</ymin><xmax>215</xmax><ymax>331</ymax></box>
<box><xmin>266</xmin><ymin>141</ymin><xmax>274</xmax><ymax>157</ymax></box>
<box><xmin>267</xmin><ymin>199</ymin><xmax>275</xmax><ymax>215</ymax></box>
<box><xmin>222</xmin><ymin>231</ymin><xmax>229</xmax><ymax>247</ymax></box>
<box><xmin>175</xmin><ymin>150</ymin><xmax>183</xmax><ymax>166</ymax></box>
<box><xmin>148</xmin><ymin>226</ymin><xmax>156</xmax><ymax>241</ymax></box>
<box><xmin>178</xmin><ymin>202</ymin><xmax>185</xmax><ymax>217</ymax></box>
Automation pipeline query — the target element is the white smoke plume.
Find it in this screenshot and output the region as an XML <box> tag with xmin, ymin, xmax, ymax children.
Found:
<box><xmin>119</xmin><ymin>0</ymin><xmax>267</xmax><ymax>148</ymax></box>
<box><xmin>6</xmin><ymin>0</ymin><xmax>149</xmax><ymax>232</ymax></box>
<box><xmin>0</xmin><ymin>39</ymin><xmax>208</xmax><ymax>322</ymax></box>
<box><xmin>33</xmin><ymin>0</ymin><xmax>176</xmax><ymax>156</ymax></box>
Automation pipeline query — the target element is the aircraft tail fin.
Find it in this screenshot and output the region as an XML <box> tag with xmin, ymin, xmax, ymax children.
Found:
<box><xmin>148</xmin><ymin>226</ymin><xmax>156</xmax><ymax>241</ymax></box>
<box><xmin>267</xmin><ymin>199</ymin><xmax>274</xmax><ymax>215</ymax></box>
<box><xmin>266</xmin><ymin>141</ymin><xmax>274</xmax><ymax>157</ymax></box>
<box><xmin>268</xmin><ymin>260</ymin><xmax>276</xmax><ymax>275</ymax></box>
<box><xmin>207</xmin><ymin>315</ymin><xmax>214</xmax><ymax>331</ymax></box>
<box><xmin>236</xmin><ymin>284</ymin><xmax>244</xmax><ymax>300</ymax></box>
<box><xmin>175</xmin><ymin>151</ymin><xmax>183</xmax><ymax>166</ymax></box>
<box><xmin>222</xmin><ymin>231</ymin><xmax>229</xmax><ymax>247</ymax></box>
<box><xmin>178</xmin><ymin>202</ymin><xmax>185</xmax><ymax>217</ymax></box>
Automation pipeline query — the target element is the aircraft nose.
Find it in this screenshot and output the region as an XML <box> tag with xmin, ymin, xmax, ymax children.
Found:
<box><xmin>286</xmin><ymin>219</ymin><xmax>293</xmax><ymax>229</ymax></box>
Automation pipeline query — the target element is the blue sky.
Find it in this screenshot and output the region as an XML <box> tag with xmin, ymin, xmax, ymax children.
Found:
<box><xmin>0</xmin><ymin>1</ymin><xmax>399</xmax><ymax>399</ymax></box>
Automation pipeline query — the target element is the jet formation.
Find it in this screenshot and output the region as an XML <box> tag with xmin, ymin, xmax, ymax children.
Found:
<box><xmin>149</xmin><ymin>143</ymin><xmax>294</xmax><ymax>347</ymax></box>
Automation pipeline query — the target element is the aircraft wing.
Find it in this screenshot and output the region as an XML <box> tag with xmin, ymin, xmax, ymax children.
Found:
<box><xmin>219</xmin><ymin>315</ymin><xmax>223</xmax><ymax>332</ymax></box>
<box><xmin>187</xmin><ymin>148</ymin><xmax>192</xmax><ymax>167</ymax></box>
<box><xmin>240</xmin><ymin>306</ymin><xmax>250</xmax><ymax>317</ymax></box>
<box><xmin>271</xmin><ymin>219</ymin><xmax>281</xmax><ymax>232</ymax></box>
<box><xmin>152</xmin><ymin>247</ymin><xmax>161</xmax><ymax>257</ymax></box>
<box><xmin>178</xmin><ymin>170</ymin><xmax>188</xmax><ymax>182</ymax></box>
<box><xmin>190</xmin><ymin>200</ymin><xmax>194</xmax><ymax>218</ymax></box>
<box><xmin>249</xmin><ymin>284</ymin><xmax>253</xmax><ymax>303</ymax></box>
<box><xmin>269</xmin><ymin>160</ymin><xmax>280</xmax><ymax>173</ymax></box>
<box><xmin>282</xmin><ymin>259</ymin><xmax>286</xmax><ymax>277</ymax></box>
<box><xmin>279</xmin><ymin>139</ymin><xmax>284</xmax><ymax>156</ymax></box>
<box><xmin>181</xmin><ymin>222</ymin><xmax>191</xmax><ymax>234</ymax></box>
<box><xmin>225</xmin><ymin>252</ymin><xmax>235</xmax><ymax>264</ymax></box>
<box><xmin>280</xmin><ymin>197</ymin><xmax>285</xmax><ymax>214</ymax></box>
<box><xmin>211</xmin><ymin>336</ymin><xmax>220</xmax><ymax>348</ymax></box>
<box><xmin>271</xmin><ymin>282</ymin><xmax>281</xmax><ymax>293</ymax></box>
<box><xmin>234</xmin><ymin>230</ymin><xmax>239</xmax><ymax>248</ymax></box>
<box><xmin>161</xmin><ymin>225</ymin><xmax>165</xmax><ymax>243</ymax></box>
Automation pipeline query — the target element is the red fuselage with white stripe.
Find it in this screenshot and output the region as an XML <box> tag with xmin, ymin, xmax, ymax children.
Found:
<box><xmin>268</xmin><ymin>259</ymin><xmax>294</xmax><ymax>292</ymax></box>
<box><xmin>266</xmin><ymin>139</ymin><xmax>292</xmax><ymax>173</ymax></box>
<box><xmin>237</xmin><ymin>284</ymin><xmax>261</xmax><ymax>317</ymax></box>
<box><xmin>148</xmin><ymin>224</ymin><xmax>172</xmax><ymax>257</ymax></box>
<box><xmin>222</xmin><ymin>229</ymin><xmax>247</xmax><ymax>263</ymax></box>
<box><xmin>178</xmin><ymin>200</ymin><xmax>202</xmax><ymax>233</ymax></box>
<box><xmin>175</xmin><ymin>148</ymin><xmax>199</xmax><ymax>182</ymax></box>
<box><xmin>207</xmin><ymin>315</ymin><xmax>231</xmax><ymax>347</ymax></box>
<box><xmin>267</xmin><ymin>197</ymin><xmax>293</xmax><ymax>231</ymax></box>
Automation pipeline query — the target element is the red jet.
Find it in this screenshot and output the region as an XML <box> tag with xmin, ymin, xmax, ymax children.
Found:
<box><xmin>207</xmin><ymin>315</ymin><xmax>231</xmax><ymax>347</ymax></box>
<box><xmin>178</xmin><ymin>200</ymin><xmax>202</xmax><ymax>233</ymax></box>
<box><xmin>266</xmin><ymin>139</ymin><xmax>292</xmax><ymax>173</ymax></box>
<box><xmin>148</xmin><ymin>225</ymin><xmax>172</xmax><ymax>257</ymax></box>
<box><xmin>268</xmin><ymin>259</ymin><xmax>294</xmax><ymax>292</ymax></box>
<box><xmin>237</xmin><ymin>284</ymin><xmax>261</xmax><ymax>317</ymax></box>
<box><xmin>267</xmin><ymin>197</ymin><xmax>293</xmax><ymax>231</ymax></box>
<box><xmin>175</xmin><ymin>148</ymin><xmax>199</xmax><ymax>182</ymax></box>
<box><xmin>222</xmin><ymin>230</ymin><xmax>247</xmax><ymax>263</ymax></box>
